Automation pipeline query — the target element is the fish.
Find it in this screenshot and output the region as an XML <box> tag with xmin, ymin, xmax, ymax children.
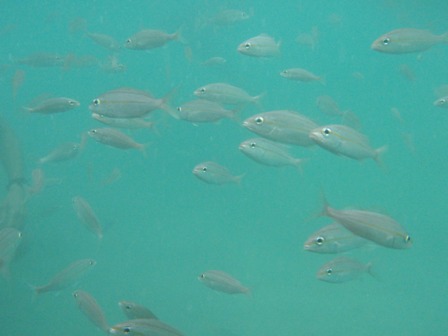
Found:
<box><xmin>317</xmin><ymin>257</ymin><xmax>374</xmax><ymax>283</ymax></box>
<box><xmin>100</xmin><ymin>55</ymin><xmax>127</xmax><ymax>73</ymax></box>
<box><xmin>321</xmin><ymin>197</ymin><xmax>412</xmax><ymax>249</ymax></box>
<box><xmin>198</xmin><ymin>270</ymin><xmax>250</xmax><ymax>295</ymax></box>
<box><xmin>175</xmin><ymin>99</ymin><xmax>237</xmax><ymax>123</ymax></box>
<box><xmin>73</xmin><ymin>289</ymin><xmax>110</xmax><ymax>332</ymax></box>
<box><xmin>72</xmin><ymin>196</ymin><xmax>103</xmax><ymax>239</ymax></box>
<box><xmin>87</xmin><ymin>128</ymin><xmax>147</xmax><ymax>153</ymax></box>
<box><xmin>125</xmin><ymin>29</ymin><xmax>180</xmax><ymax>50</ymax></box>
<box><xmin>295</xmin><ymin>27</ymin><xmax>319</xmax><ymax>50</ymax></box>
<box><xmin>280</xmin><ymin>68</ymin><xmax>324</xmax><ymax>84</ymax></box>
<box><xmin>109</xmin><ymin>318</ymin><xmax>183</xmax><ymax>336</ymax></box>
<box><xmin>89</xmin><ymin>87</ymin><xmax>172</xmax><ymax>118</ymax></box>
<box><xmin>316</xmin><ymin>95</ymin><xmax>344</xmax><ymax>116</ymax></box>
<box><xmin>16</xmin><ymin>52</ymin><xmax>65</xmax><ymax>67</ymax></box>
<box><xmin>92</xmin><ymin>113</ymin><xmax>154</xmax><ymax>129</ymax></box>
<box><xmin>86</xmin><ymin>32</ymin><xmax>121</xmax><ymax>51</ymax></box>
<box><xmin>194</xmin><ymin>82</ymin><xmax>263</xmax><ymax>106</ymax></box>
<box><xmin>371</xmin><ymin>28</ymin><xmax>448</xmax><ymax>54</ymax></box>
<box><xmin>192</xmin><ymin>161</ymin><xmax>243</xmax><ymax>185</ymax></box>
<box><xmin>433</xmin><ymin>96</ymin><xmax>448</xmax><ymax>109</ymax></box>
<box><xmin>0</xmin><ymin>228</ymin><xmax>22</xmax><ymax>279</ymax></box>
<box><xmin>303</xmin><ymin>222</ymin><xmax>368</xmax><ymax>254</ymax></box>
<box><xmin>24</xmin><ymin>97</ymin><xmax>80</xmax><ymax>114</ymax></box>
<box><xmin>32</xmin><ymin>258</ymin><xmax>96</xmax><ymax>294</ymax></box>
<box><xmin>38</xmin><ymin>142</ymin><xmax>80</xmax><ymax>164</ymax></box>
<box><xmin>242</xmin><ymin>110</ymin><xmax>318</xmax><ymax>147</ymax></box>
<box><xmin>237</xmin><ymin>33</ymin><xmax>280</xmax><ymax>57</ymax></box>
<box><xmin>12</xmin><ymin>69</ymin><xmax>25</xmax><ymax>101</ymax></box>
<box><xmin>118</xmin><ymin>301</ymin><xmax>158</xmax><ymax>320</ymax></box>
<box><xmin>239</xmin><ymin>138</ymin><xmax>305</xmax><ymax>170</ymax></box>
<box><xmin>309</xmin><ymin>124</ymin><xmax>386</xmax><ymax>163</ymax></box>
<box><xmin>208</xmin><ymin>9</ymin><xmax>250</xmax><ymax>26</ymax></box>
<box><xmin>201</xmin><ymin>56</ymin><xmax>227</xmax><ymax>66</ymax></box>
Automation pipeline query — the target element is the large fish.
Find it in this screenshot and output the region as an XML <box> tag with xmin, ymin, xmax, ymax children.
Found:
<box><xmin>72</xmin><ymin>196</ymin><xmax>103</xmax><ymax>239</ymax></box>
<box><xmin>237</xmin><ymin>34</ymin><xmax>280</xmax><ymax>57</ymax></box>
<box><xmin>125</xmin><ymin>29</ymin><xmax>180</xmax><ymax>50</ymax></box>
<box><xmin>194</xmin><ymin>82</ymin><xmax>263</xmax><ymax>106</ymax></box>
<box><xmin>73</xmin><ymin>289</ymin><xmax>110</xmax><ymax>332</ymax></box>
<box><xmin>192</xmin><ymin>161</ymin><xmax>243</xmax><ymax>185</ymax></box>
<box><xmin>87</xmin><ymin>128</ymin><xmax>146</xmax><ymax>153</ymax></box>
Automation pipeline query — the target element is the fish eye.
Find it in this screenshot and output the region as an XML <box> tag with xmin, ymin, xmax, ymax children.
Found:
<box><xmin>405</xmin><ymin>235</ymin><xmax>411</xmax><ymax>243</ymax></box>
<box><xmin>90</xmin><ymin>129</ymin><xmax>97</xmax><ymax>134</ymax></box>
<box><xmin>282</xmin><ymin>70</ymin><xmax>288</xmax><ymax>74</ymax></box>
<box><xmin>68</xmin><ymin>100</ymin><xmax>77</xmax><ymax>106</ymax></box>
<box><xmin>255</xmin><ymin>116</ymin><xmax>264</xmax><ymax>124</ymax></box>
<box><xmin>250</xmin><ymin>142</ymin><xmax>256</xmax><ymax>148</ymax></box>
<box><xmin>125</xmin><ymin>305</ymin><xmax>132</xmax><ymax>310</ymax></box>
<box><xmin>92</xmin><ymin>98</ymin><xmax>100</xmax><ymax>105</ymax></box>
<box><xmin>245</xmin><ymin>42</ymin><xmax>251</xmax><ymax>49</ymax></box>
<box><xmin>315</xmin><ymin>236</ymin><xmax>325</xmax><ymax>245</ymax></box>
<box><xmin>123</xmin><ymin>326</ymin><xmax>131</xmax><ymax>333</ymax></box>
<box><xmin>439</xmin><ymin>99</ymin><xmax>446</xmax><ymax>104</ymax></box>
<box><xmin>199</xmin><ymin>273</ymin><xmax>205</xmax><ymax>278</ymax></box>
<box><xmin>200</xmin><ymin>87</ymin><xmax>206</xmax><ymax>93</ymax></box>
<box><xmin>382</xmin><ymin>37</ymin><xmax>390</xmax><ymax>45</ymax></box>
<box><xmin>326</xmin><ymin>268</ymin><xmax>333</xmax><ymax>276</ymax></box>
<box><xmin>177</xmin><ymin>107</ymin><xmax>182</xmax><ymax>112</ymax></box>
<box><xmin>202</xmin><ymin>167</ymin><xmax>207</xmax><ymax>172</ymax></box>
<box><xmin>126</xmin><ymin>39</ymin><xmax>132</xmax><ymax>44</ymax></box>
<box><xmin>322</xmin><ymin>127</ymin><xmax>332</xmax><ymax>136</ymax></box>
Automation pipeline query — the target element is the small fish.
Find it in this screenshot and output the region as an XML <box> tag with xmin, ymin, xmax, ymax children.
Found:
<box><xmin>118</xmin><ymin>300</ymin><xmax>158</xmax><ymax>320</ymax></box>
<box><xmin>208</xmin><ymin>9</ymin><xmax>250</xmax><ymax>26</ymax></box>
<box><xmin>309</xmin><ymin>124</ymin><xmax>386</xmax><ymax>163</ymax></box>
<box><xmin>303</xmin><ymin>222</ymin><xmax>368</xmax><ymax>254</ymax></box>
<box><xmin>192</xmin><ymin>161</ymin><xmax>243</xmax><ymax>185</ymax></box>
<box><xmin>38</xmin><ymin>142</ymin><xmax>80</xmax><ymax>164</ymax></box>
<box><xmin>24</xmin><ymin>97</ymin><xmax>80</xmax><ymax>114</ymax></box>
<box><xmin>92</xmin><ymin>113</ymin><xmax>154</xmax><ymax>129</ymax></box>
<box><xmin>125</xmin><ymin>29</ymin><xmax>180</xmax><ymax>50</ymax></box>
<box><xmin>242</xmin><ymin>110</ymin><xmax>318</xmax><ymax>147</ymax></box>
<box><xmin>87</xmin><ymin>128</ymin><xmax>146</xmax><ymax>153</ymax></box>
<box><xmin>72</xmin><ymin>196</ymin><xmax>103</xmax><ymax>239</ymax></box>
<box><xmin>371</xmin><ymin>28</ymin><xmax>448</xmax><ymax>54</ymax></box>
<box><xmin>12</xmin><ymin>69</ymin><xmax>25</xmax><ymax>101</ymax></box>
<box><xmin>316</xmin><ymin>95</ymin><xmax>344</xmax><ymax>116</ymax></box>
<box><xmin>86</xmin><ymin>32</ymin><xmax>121</xmax><ymax>51</ymax></box>
<box><xmin>194</xmin><ymin>82</ymin><xmax>263</xmax><ymax>106</ymax></box>
<box><xmin>0</xmin><ymin>228</ymin><xmax>22</xmax><ymax>279</ymax></box>
<box><xmin>32</xmin><ymin>258</ymin><xmax>96</xmax><ymax>295</ymax></box>
<box><xmin>201</xmin><ymin>56</ymin><xmax>227</xmax><ymax>66</ymax></box>
<box><xmin>73</xmin><ymin>289</ymin><xmax>110</xmax><ymax>332</ymax></box>
<box><xmin>239</xmin><ymin>138</ymin><xmax>305</xmax><ymax>170</ymax></box>
<box><xmin>321</xmin><ymin>197</ymin><xmax>412</xmax><ymax>249</ymax></box>
<box><xmin>100</xmin><ymin>55</ymin><xmax>127</xmax><ymax>73</ymax></box>
<box><xmin>433</xmin><ymin>96</ymin><xmax>448</xmax><ymax>109</ymax></box>
<box><xmin>175</xmin><ymin>99</ymin><xmax>236</xmax><ymax>123</ymax></box>
<box><xmin>198</xmin><ymin>270</ymin><xmax>250</xmax><ymax>295</ymax></box>
<box><xmin>317</xmin><ymin>257</ymin><xmax>374</xmax><ymax>283</ymax></box>
<box><xmin>295</xmin><ymin>27</ymin><xmax>319</xmax><ymax>50</ymax></box>
<box><xmin>109</xmin><ymin>318</ymin><xmax>183</xmax><ymax>336</ymax></box>
<box><xmin>280</xmin><ymin>68</ymin><xmax>324</xmax><ymax>84</ymax></box>
<box><xmin>16</xmin><ymin>52</ymin><xmax>65</xmax><ymax>67</ymax></box>
<box><xmin>237</xmin><ymin>33</ymin><xmax>280</xmax><ymax>58</ymax></box>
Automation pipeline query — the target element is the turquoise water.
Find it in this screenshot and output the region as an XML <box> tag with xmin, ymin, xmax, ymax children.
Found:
<box><xmin>1</xmin><ymin>0</ymin><xmax>447</xmax><ymax>335</ymax></box>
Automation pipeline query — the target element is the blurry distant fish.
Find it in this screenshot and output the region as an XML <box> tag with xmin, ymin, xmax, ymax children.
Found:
<box><xmin>12</xmin><ymin>69</ymin><xmax>25</xmax><ymax>101</ymax></box>
<box><xmin>86</xmin><ymin>32</ymin><xmax>121</xmax><ymax>51</ymax></box>
<box><xmin>317</xmin><ymin>257</ymin><xmax>374</xmax><ymax>283</ymax></box>
<box><xmin>198</xmin><ymin>270</ymin><xmax>250</xmax><ymax>295</ymax></box>
<box><xmin>239</xmin><ymin>138</ymin><xmax>305</xmax><ymax>171</ymax></box>
<box><xmin>16</xmin><ymin>52</ymin><xmax>65</xmax><ymax>67</ymax></box>
<box><xmin>92</xmin><ymin>113</ymin><xmax>154</xmax><ymax>129</ymax></box>
<box><xmin>303</xmin><ymin>222</ymin><xmax>368</xmax><ymax>254</ymax></box>
<box><xmin>207</xmin><ymin>9</ymin><xmax>250</xmax><ymax>26</ymax></box>
<box><xmin>124</xmin><ymin>29</ymin><xmax>181</xmax><ymax>50</ymax></box>
<box><xmin>87</xmin><ymin>128</ymin><xmax>147</xmax><ymax>153</ymax></box>
<box><xmin>72</xmin><ymin>196</ymin><xmax>103</xmax><ymax>240</ymax></box>
<box><xmin>175</xmin><ymin>99</ymin><xmax>237</xmax><ymax>123</ymax></box>
<box><xmin>0</xmin><ymin>228</ymin><xmax>22</xmax><ymax>279</ymax></box>
<box><xmin>371</xmin><ymin>28</ymin><xmax>448</xmax><ymax>54</ymax></box>
<box><xmin>32</xmin><ymin>258</ymin><xmax>96</xmax><ymax>295</ymax></box>
<box><xmin>433</xmin><ymin>95</ymin><xmax>448</xmax><ymax>109</ymax></box>
<box><xmin>201</xmin><ymin>56</ymin><xmax>227</xmax><ymax>66</ymax></box>
<box><xmin>280</xmin><ymin>68</ymin><xmax>324</xmax><ymax>84</ymax></box>
<box><xmin>316</xmin><ymin>95</ymin><xmax>361</xmax><ymax>128</ymax></box>
<box><xmin>309</xmin><ymin>124</ymin><xmax>386</xmax><ymax>164</ymax></box>
<box><xmin>68</xmin><ymin>17</ymin><xmax>87</xmax><ymax>34</ymax></box>
<box><xmin>38</xmin><ymin>142</ymin><xmax>80</xmax><ymax>164</ymax></box>
<box><xmin>295</xmin><ymin>27</ymin><xmax>319</xmax><ymax>50</ymax></box>
<box><xmin>237</xmin><ymin>34</ymin><xmax>280</xmax><ymax>58</ymax></box>
<box><xmin>109</xmin><ymin>318</ymin><xmax>183</xmax><ymax>336</ymax></box>
<box><xmin>100</xmin><ymin>55</ymin><xmax>127</xmax><ymax>73</ymax></box>
<box><xmin>194</xmin><ymin>82</ymin><xmax>263</xmax><ymax>106</ymax></box>
<box><xmin>24</xmin><ymin>96</ymin><xmax>80</xmax><ymax>114</ymax></box>
<box><xmin>118</xmin><ymin>300</ymin><xmax>158</xmax><ymax>320</ymax></box>
<box><xmin>63</xmin><ymin>53</ymin><xmax>98</xmax><ymax>69</ymax></box>
<box><xmin>320</xmin><ymin>197</ymin><xmax>412</xmax><ymax>249</ymax></box>
<box><xmin>398</xmin><ymin>64</ymin><xmax>415</xmax><ymax>81</ymax></box>
<box><xmin>193</xmin><ymin>161</ymin><xmax>243</xmax><ymax>185</ymax></box>
<box><xmin>73</xmin><ymin>289</ymin><xmax>110</xmax><ymax>333</ymax></box>
<box><xmin>242</xmin><ymin>110</ymin><xmax>318</xmax><ymax>147</ymax></box>
<box><xmin>100</xmin><ymin>167</ymin><xmax>122</xmax><ymax>187</ymax></box>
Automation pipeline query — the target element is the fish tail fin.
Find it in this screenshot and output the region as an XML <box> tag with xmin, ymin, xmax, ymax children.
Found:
<box><xmin>138</xmin><ymin>142</ymin><xmax>151</xmax><ymax>158</ymax></box>
<box><xmin>303</xmin><ymin>188</ymin><xmax>329</xmax><ymax>223</ymax></box>
<box><xmin>442</xmin><ymin>32</ymin><xmax>448</xmax><ymax>44</ymax></box>
<box><xmin>174</xmin><ymin>25</ymin><xmax>188</xmax><ymax>45</ymax></box>
<box><xmin>161</xmin><ymin>87</ymin><xmax>180</xmax><ymax>119</ymax></box>
<box><xmin>253</xmin><ymin>92</ymin><xmax>266</xmax><ymax>109</ymax></box>
<box><xmin>244</xmin><ymin>287</ymin><xmax>252</xmax><ymax>297</ymax></box>
<box><xmin>234</xmin><ymin>173</ymin><xmax>245</xmax><ymax>185</ymax></box>
<box><xmin>319</xmin><ymin>75</ymin><xmax>326</xmax><ymax>86</ymax></box>
<box><xmin>374</xmin><ymin>145</ymin><xmax>388</xmax><ymax>167</ymax></box>
<box><xmin>293</xmin><ymin>158</ymin><xmax>308</xmax><ymax>174</ymax></box>
<box><xmin>366</xmin><ymin>262</ymin><xmax>380</xmax><ymax>281</ymax></box>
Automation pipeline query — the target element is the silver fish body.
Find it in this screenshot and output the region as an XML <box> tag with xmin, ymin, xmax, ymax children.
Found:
<box><xmin>73</xmin><ymin>289</ymin><xmax>109</xmax><ymax>332</ymax></box>
<box><xmin>317</xmin><ymin>257</ymin><xmax>373</xmax><ymax>283</ymax></box>
<box><xmin>38</xmin><ymin>142</ymin><xmax>80</xmax><ymax>164</ymax></box>
<box><xmin>118</xmin><ymin>301</ymin><xmax>158</xmax><ymax>320</ymax></box>
<box><xmin>175</xmin><ymin>99</ymin><xmax>236</xmax><ymax>122</ymax></box>
<box><xmin>208</xmin><ymin>9</ymin><xmax>250</xmax><ymax>26</ymax></box>
<box><xmin>17</xmin><ymin>52</ymin><xmax>65</xmax><ymax>67</ymax></box>
<box><xmin>109</xmin><ymin>318</ymin><xmax>183</xmax><ymax>336</ymax></box>
<box><xmin>433</xmin><ymin>96</ymin><xmax>448</xmax><ymax>109</ymax></box>
<box><xmin>192</xmin><ymin>161</ymin><xmax>242</xmax><ymax>185</ymax></box>
<box><xmin>237</xmin><ymin>34</ymin><xmax>280</xmax><ymax>57</ymax></box>
<box><xmin>72</xmin><ymin>196</ymin><xmax>103</xmax><ymax>239</ymax></box>
<box><xmin>243</xmin><ymin>110</ymin><xmax>318</xmax><ymax>146</ymax></box>
<box><xmin>88</xmin><ymin>128</ymin><xmax>145</xmax><ymax>151</ymax></box>
<box><xmin>194</xmin><ymin>82</ymin><xmax>262</xmax><ymax>106</ymax></box>
<box><xmin>92</xmin><ymin>113</ymin><xmax>154</xmax><ymax>129</ymax></box>
<box><xmin>0</xmin><ymin>228</ymin><xmax>22</xmax><ymax>278</ymax></box>
<box><xmin>25</xmin><ymin>97</ymin><xmax>80</xmax><ymax>114</ymax></box>
<box><xmin>280</xmin><ymin>68</ymin><xmax>323</xmax><ymax>83</ymax></box>
<box><xmin>87</xmin><ymin>32</ymin><xmax>121</xmax><ymax>51</ymax></box>
<box><xmin>198</xmin><ymin>270</ymin><xmax>249</xmax><ymax>294</ymax></box>
<box><xmin>125</xmin><ymin>29</ymin><xmax>179</xmax><ymax>50</ymax></box>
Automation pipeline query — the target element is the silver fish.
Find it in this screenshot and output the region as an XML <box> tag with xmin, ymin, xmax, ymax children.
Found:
<box><xmin>72</xmin><ymin>196</ymin><xmax>103</xmax><ymax>239</ymax></box>
<box><xmin>321</xmin><ymin>198</ymin><xmax>412</xmax><ymax>249</ymax></box>
<box><xmin>201</xmin><ymin>56</ymin><xmax>227</xmax><ymax>66</ymax></box>
<box><xmin>24</xmin><ymin>97</ymin><xmax>80</xmax><ymax>114</ymax></box>
<box><xmin>242</xmin><ymin>110</ymin><xmax>318</xmax><ymax>146</ymax></box>
<box><xmin>309</xmin><ymin>124</ymin><xmax>386</xmax><ymax>163</ymax></box>
<box><xmin>433</xmin><ymin>96</ymin><xmax>448</xmax><ymax>109</ymax></box>
<box><xmin>194</xmin><ymin>82</ymin><xmax>263</xmax><ymax>106</ymax></box>
<box><xmin>73</xmin><ymin>289</ymin><xmax>110</xmax><ymax>332</ymax></box>
<box><xmin>38</xmin><ymin>142</ymin><xmax>80</xmax><ymax>164</ymax></box>
<box><xmin>317</xmin><ymin>257</ymin><xmax>373</xmax><ymax>283</ymax></box>
<box><xmin>118</xmin><ymin>301</ymin><xmax>158</xmax><ymax>320</ymax></box>
<box><xmin>303</xmin><ymin>222</ymin><xmax>368</xmax><ymax>254</ymax></box>
<box><xmin>208</xmin><ymin>9</ymin><xmax>250</xmax><ymax>26</ymax></box>
<box><xmin>89</xmin><ymin>87</ymin><xmax>171</xmax><ymax>118</ymax></box>
<box><xmin>100</xmin><ymin>55</ymin><xmax>127</xmax><ymax>73</ymax></box>
<box><xmin>239</xmin><ymin>138</ymin><xmax>305</xmax><ymax>170</ymax></box>
<box><xmin>16</xmin><ymin>52</ymin><xmax>65</xmax><ymax>67</ymax></box>
<box><xmin>175</xmin><ymin>99</ymin><xmax>236</xmax><ymax>122</ymax></box>
<box><xmin>109</xmin><ymin>318</ymin><xmax>183</xmax><ymax>336</ymax></box>
<box><xmin>371</xmin><ymin>28</ymin><xmax>448</xmax><ymax>54</ymax></box>
<box><xmin>280</xmin><ymin>68</ymin><xmax>324</xmax><ymax>83</ymax></box>
<box><xmin>86</xmin><ymin>32</ymin><xmax>121</xmax><ymax>51</ymax></box>
<box><xmin>237</xmin><ymin>33</ymin><xmax>280</xmax><ymax>57</ymax></box>
<box><xmin>125</xmin><ymin>29</ymin><xmax>180</xmax><ymax>50</ymax></box>
<box><xmin>33</xmin><ymin>258</ymin><xmax>96</xmax><ymax>294</ymax></box>
<box><xmin>92</xmin><ymin>113</ymin><xmax>154</xmax><ymax>129</ymax></box>
<box><xmin>198</xmin><ymin>270</ymin><xmax>250</xmax><ymax>295</ymax></box>
<box><xmin>0</xmin><ymin>228</ymin><xmax>22</xmax><ymax>278</ymax></box>
<box><xmin>192</xmin><ymin>161</ymin><xmax>243</xmax><ymax>185</ymax></box>
<box><xmin>87</xmin><ymin>128</ymin><xmax>146</xmax><ymax>152</ymax></box>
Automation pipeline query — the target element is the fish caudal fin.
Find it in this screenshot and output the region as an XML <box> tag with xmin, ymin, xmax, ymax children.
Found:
<box><xmin>374</xmin><ymin>145</ymin><xmax>388</xmax><ymax>166</ymax></box>
<box><xmin>442</xmin><ymin>32</ymin><xmax>448</xmax><ymax>44</ymax></box>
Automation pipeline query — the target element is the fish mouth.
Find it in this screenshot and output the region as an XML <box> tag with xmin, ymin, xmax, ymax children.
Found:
<box><xmin>308</xmin><ymin>131</ymin><xmax>320</xmax><ymax>141</ymax></box>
